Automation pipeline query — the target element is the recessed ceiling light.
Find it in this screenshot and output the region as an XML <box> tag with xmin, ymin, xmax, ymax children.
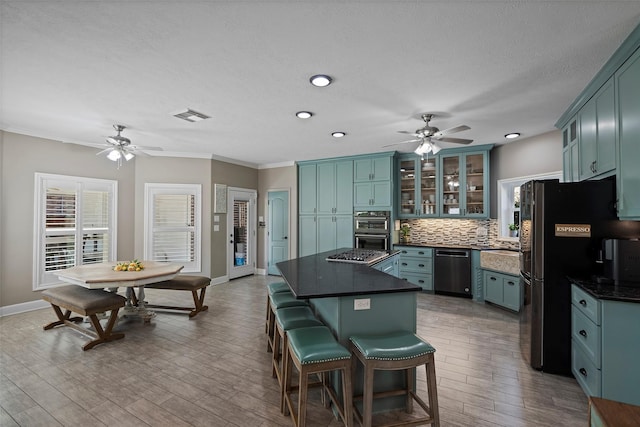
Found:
<box><xmin>296</xmin><ymin>111</ymin><xmax>313</xmax><ymax>119</ymax></box>
<box><xmin>332</xmin><ymin>131</ymin><xmax>346</xmax><ymax>138</ymax></box>
<box><xmin>173</xmin><ymin>108</ymin><xmax>211</xmax><ymax>122</ymax></box>
<box><xmin>505</xmin><ymin>132</ymin><xmax>521</xmax><ymax>139</ymax></box>
<box><xmin>310</xmin><ymin>74</ymin><xmax>332</xmax><ymax>87</ymax></box>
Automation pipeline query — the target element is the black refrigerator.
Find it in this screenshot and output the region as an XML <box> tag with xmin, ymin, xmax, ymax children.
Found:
<box><xmin>519</xmin><ymin>178</ymin><xmax>617</xmax><ymax>375</ymax></box>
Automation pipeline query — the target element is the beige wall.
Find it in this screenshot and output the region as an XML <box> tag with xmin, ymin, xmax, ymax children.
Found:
<box><xmin>0</xmin><ymin>132</ymin><xmax>136</xmax><ymax>307</ymax></box>
<box><xmin>489</xmin><ymin>130</ymin><xmax>563</xmax><ymax>216</ymax></box>
<box><xmin>257</xmin><ymin>165</ymin><xmax>297</xmax><ymax>271</ymax></box>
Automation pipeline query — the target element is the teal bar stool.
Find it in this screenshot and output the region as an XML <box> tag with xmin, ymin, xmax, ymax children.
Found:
<box><xmin>349</xmin><ymin>332</ymin><xmax>439</xmax><ymax>427</ymax></box>
<box><xmin>283</xmin><ymin>325</ymin><xmax>353</xmax><ymax>427</ymax></box>
<box><xmin>265</xmin><ymin>281</ymin><xmax>291</xmax><ymax>333</ymax></box>
<box><xmin>272</xmin><ymin>306</ymin><xmax>325</xmax><ymax>403</ymax></box>
<box><xmin>267</xmin><ymin>290</ymin><xmax>308</xmax><ymax>352</ymax></box>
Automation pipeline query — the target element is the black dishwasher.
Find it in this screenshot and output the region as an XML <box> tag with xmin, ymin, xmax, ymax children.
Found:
<box><xmin>434</xmin><ymin>248</ymin><xmax>472</xmax><ymax>297</ymax></box>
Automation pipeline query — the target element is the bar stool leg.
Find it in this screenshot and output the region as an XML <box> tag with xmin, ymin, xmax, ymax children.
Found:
<box><xmin>426</xmin><ymin>354</ymin><xmax>440</xmax><ymax>427</ymax></box>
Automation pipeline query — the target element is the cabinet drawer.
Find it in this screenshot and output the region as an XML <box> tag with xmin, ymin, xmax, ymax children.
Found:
<box><xmin>572</xmin><ymin>308</ymin><xmax>601</xmax><ymax>367</ymax></box>
<box><xmin>396</xmin><ymin>246</ymin><xmax>433</xmax><ymax>258</ymax></box>
<box><xmin>399</xmin><ymin>257</ymin><xmax>432</xmax><ymax>273</ymax></box>
<box><xmin>572</xmin><ymin>284</ymin><xmax>601</xmax><ymax>325</ymax></box>
<box><xmin>572</xmin><ymin>343</ymin><xmax>602</xmax><ymax>398</ymax></box>
<box><xmin>400</xmin><ymin>272</ymin><xmax>433</xmax><ymax>291</ymax></box>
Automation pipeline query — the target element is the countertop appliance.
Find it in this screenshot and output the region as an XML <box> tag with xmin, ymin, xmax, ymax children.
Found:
<box><xmin>519</xmin><ymin>178</ymin><xmax>618</xmax><ymax>375</ymax></box>
<box><xmin>434</xmin><ymin>248</ymin><xmax>471</xmax><ymax>297</ymax></box>
<box><xmin>354</xmin><ymin>211</ymin><xmax>391</xmax><ymax>251</ymax></box>
<box><xmin>326</xmin><ymin>248</ymin><xmax>388</xmax><ymax>265</ymax></box>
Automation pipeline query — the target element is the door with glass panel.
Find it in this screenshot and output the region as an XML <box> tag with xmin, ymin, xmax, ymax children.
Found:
<box><xmin>228</xmin><ymin>188</ymin><xmax>257</xmax><ymax>279</ymax></box>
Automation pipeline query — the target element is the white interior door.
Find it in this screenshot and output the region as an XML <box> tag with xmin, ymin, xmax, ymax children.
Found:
<box><xmin>227</xmin><ymin>188</ymin><xmax>257</xmax><ymax>279</ymax></box>
<box><xmin>267</xmin><ymin>190</ymin><xmax>289</xmax><ymax>275</ymax></box>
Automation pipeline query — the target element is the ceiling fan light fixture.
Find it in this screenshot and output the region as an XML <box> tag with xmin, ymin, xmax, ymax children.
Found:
<box><xmin>296</xmin><ymin>111</ymin><xmax>313</xmax><ymax>119</ymax></box>
<box><xmin>331</xmin><ymin>131</ymin><xmax>346</xmax><ymax>138</ymax></box>
<box><xmin>430</xmin><ymin>142</ymin><xmax>442</xmax><ymax>154</ymax></box>
<box><xmin>505</xmin><ymin>132</ymin><xmax>521</xmax><ymax>139</ymax></box>
<box><xmin>107</xmin><ymin>149</ymin><xmax>122</xmax><ymax>161</ymax></box>
<box><xmin>310</xmin><ymin>74</ymin><xmax>332</xmax><ymax>87</ymax></box>
<box><xmin>124</xmin><ymin>152</ymin><xmax>135</xmax><ymax>161</ymax></box>
<box><xmin>414</xmin><ymin>142</ymin><xmax>431</xmax><ymax>156</ymax></box>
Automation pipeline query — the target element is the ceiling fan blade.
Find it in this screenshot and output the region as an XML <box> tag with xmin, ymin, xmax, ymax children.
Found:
<box><xmin>435</xmin><ymin>136</ymin><xmax>473</xmax><ymax>144</ymax></box>
<box><xmin>397</xmin><ymin>130</ymin><xmax>419</xmax><ymax>136</ymax></box>
<box><xmin>382</xmin><ymin>139</ymin><xmax>421</xmax><ymax>148</ymax></box>
<box><xmin>95</xmin><ymin>147</ymin><xmax>113</xmax><ymax>156</ymax></box>
<box><xmin>434</xmin><ymin>125</ymin><xmax>470</xmax><ymax>137</ymax></box>
<box><xmin>129</xmin><ymin>145</ymin><xmax>163</xmax><ymax>151</ymax></box>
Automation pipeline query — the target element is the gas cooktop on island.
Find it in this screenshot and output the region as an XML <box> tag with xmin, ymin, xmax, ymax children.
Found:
<box><xmin>325</xmin><ymin>249</ymin><xmax>388</xmax><ymax>265</ymax></box>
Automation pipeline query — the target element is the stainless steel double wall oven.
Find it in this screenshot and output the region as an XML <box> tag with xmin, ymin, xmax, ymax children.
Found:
<box><xmin>354</xmin><ymin>211</ymin><xmax>391</xmax><ymax>251</ymax></box>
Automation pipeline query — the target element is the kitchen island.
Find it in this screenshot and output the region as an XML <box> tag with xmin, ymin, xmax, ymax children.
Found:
<box><xmin>277</xmin><ymin>248</ymin><xmax>422</xmax><ymax>413</ymax></box>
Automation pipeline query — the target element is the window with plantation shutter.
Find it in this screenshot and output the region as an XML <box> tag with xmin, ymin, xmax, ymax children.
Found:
<box><xmin>144</xmin><ymin>183</ymin><xmax>201</xmax><ymax>272</ymax></box>
<box><xmin>34</xmin><ymin>173</ymin><xmax>117</xmax><ymax>290</ymax></box>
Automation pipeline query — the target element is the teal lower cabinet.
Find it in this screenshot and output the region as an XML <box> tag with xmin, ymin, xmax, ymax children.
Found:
<box><xmin>395</xmin><ymin>246</ymin><xmax>433</xmax><ymax>291</ymax></box>
<box><xmin>571</xmin><ymin>284</ymin><xmax>640</xmax><ymax>406</ymax></box>
<box><xmin>482</xmin><ymin>269</ymin><xmax>521</xmax><ymax>312</ymax></box>
<box><xmin>371</xmin><ymin>252</ymin><xmax>400</xmax><ymax>277</ymax></box>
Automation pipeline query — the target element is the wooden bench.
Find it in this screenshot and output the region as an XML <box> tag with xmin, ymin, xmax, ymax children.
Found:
<box><xmin>131</xmin><ymin>275</ymin><xmax>211</xmax><ymax>318</ymax></box>
<box><xmin>41</xmin><ymin>285</ymin><xmax>127</xmax><ymax>351</ymax></box>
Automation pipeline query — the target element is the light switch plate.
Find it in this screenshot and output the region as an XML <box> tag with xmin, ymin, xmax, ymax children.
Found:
<box><xmin>354</xmin><ymin>298</ymin><xmax>371</xmax><ymax>310</ymax></box>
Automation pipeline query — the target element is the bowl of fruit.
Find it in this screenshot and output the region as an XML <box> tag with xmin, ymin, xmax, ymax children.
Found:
<box><xmin>114</xmin><ymin>260</ymin><xmax>144</xmax><ymax>272</ymax></box>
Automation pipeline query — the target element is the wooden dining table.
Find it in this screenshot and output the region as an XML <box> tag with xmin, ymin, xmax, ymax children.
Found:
<box><xmin>56</xmin><ymin>260</ymin><xmax>184</xmax><ymax>322</ymax></box>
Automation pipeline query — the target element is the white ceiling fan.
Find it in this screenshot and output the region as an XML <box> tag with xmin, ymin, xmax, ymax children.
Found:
<box><xmin>386</xmin><ymin>114</ymin><xmax>473</xmax><ymax>156</ymax></box>
<box><xmin>95</xmin><ymin>125</ymin><xmax>161</xmax><ymax>167</ymax></box>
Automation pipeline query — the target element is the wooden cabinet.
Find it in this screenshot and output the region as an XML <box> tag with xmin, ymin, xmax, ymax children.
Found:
<box><xmin>396</xmin><ymin>147</ymin><xmax>490</xmax><ymax>219</ymax></box>
<box><xmin>397</xmin><ymin>155</ymin><xmax>438</xmax><ymax>217</ymax></box>
<box><xmin>615</xmin><ymin>47</ymin><xmax>640</xmax><ymax>220</ymax></box>
<box><xmin>579</xmin><ymin>78</ymin><xmax>616</xmax><ymax>181</ymax></box>
<box><xmin>395</xmin><ymin>246</ymin><xmax>433</xmax><ymax>291</ymax></box>
<box><xmin>571</xmin><ymin>284</ymin><xmax>640</xmax><ymax>406</ymax></box>
<box><xmin>298</xmin><ymin>159</ymin><xmax>353</xmax><ymax>256</ymax></box>
<box><xmin>482</xmin><ymin>270</ymin><xmax>521</xmax><ymax>312</ymax></box>
<box><xmin>440</xmin><ymin>150</ymin><xmax>489</xmax><ymax>218</ymax></box>
<box><xmin>371</xmin><ymin>252</ymin><xmax>400</xmax><ymax>278</ymax></box>
<box><xmin>353</xmin><ymin>154</ymin><xmax>394</xmax><ymax>210</ymax></box>
<box><xmin>562</xmin><ymin>116</ymin><xmax>580</xmax><ymax>182</ymax></box>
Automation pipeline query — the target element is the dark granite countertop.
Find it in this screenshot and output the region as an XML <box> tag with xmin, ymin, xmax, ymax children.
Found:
<box><xmin>569</xmin><ymin>277</ymin><xmax>640</xmax><ymax>303</ymax></box>
<box><xmin>276</xmin><ymin>249</ymin><xmax>420</xmax><ymax>299</ymax></box>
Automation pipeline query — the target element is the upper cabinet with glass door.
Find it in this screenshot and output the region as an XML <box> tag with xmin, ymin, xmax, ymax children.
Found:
<box><xmin>440</xmin><ymin>147</ymin><xmax>491</xmax><ymax>218</ymax></box>
<box><xmin>397</xmin><ymin>154</ymin><xmax>439</xmax><ymax>218</ymax></box>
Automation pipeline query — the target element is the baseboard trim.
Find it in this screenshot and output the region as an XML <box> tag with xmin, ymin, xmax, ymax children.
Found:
<box><xmin>0</xmin><ymin>299</ymin><xmax>49</xmax><ymax>317</ymax></box>
<box><xmin>211</xmin><ymin>275</ymin><xmax>229</xmax><ymax>286</ymax></box>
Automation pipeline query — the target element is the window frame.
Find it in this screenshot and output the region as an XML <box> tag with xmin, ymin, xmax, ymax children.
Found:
<box><xmin>33</xmin><ymin>173</ymin><xmax>118</xmax><ymax>290</ymax></box>
<box><xmin>144</xmin><ymin>183</ymin><xmax>202</xmax><ymax>273</ymax></box>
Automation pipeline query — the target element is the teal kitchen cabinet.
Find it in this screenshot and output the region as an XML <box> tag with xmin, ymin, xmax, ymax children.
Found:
<box><xmin>562</xmin><ymin>116</ymin><xmax>580</xmax><ymax>183</ymax></box>
<box><xmin>353</xmin><ymin>154</ymin><xmax>394</xmax><ymax>210</ymax></box>
<box><xmin>316</xmin><ymin>215</ymin><xmax>353</xmax><ymax>253</ymax></box>
<box><xmin>483</xmin><ymin>270</ymin><xmax>521</xmax><ymax>312</ymax></box>
<box><xmin>298</xmin><ymin>159</ymin><xmax>354</xmax><ymax>256</ymax></box>
<box><xmin>298</xmin><ymin>163</ymin><xmax>317</xmax><ymax>215</ymax></box>
<box><xmin>571</xmin><ymin>284</ymin><xmax>640</xmax><ymax>406</ymax></box>
<box><xmin>371</xmin><ymin>252</ymin><xmax>400</xmax><ymax>277</ymax></box>
<box><xmin>440</xmin><ymin>149</ymin><xmax>490</xmax><ymax>218</ymax></box>
<box><xmin>397</xmin><ymin>155</ymin><xmax>439</xmax><ymax>218</ymax></box>
<box><xmin>395</xmin><ymin>246</ymin><xmax>433</xmax><ymax>291</ymax></box>
<box><xmin>615</xmin><ymin>46</ymin><xmax>640</xmax><ymax>220</ymax></box>
<box><xmin>578</xmin><ymin>78</ymin><xmax>616</xmax><ymax>181</ymax></box>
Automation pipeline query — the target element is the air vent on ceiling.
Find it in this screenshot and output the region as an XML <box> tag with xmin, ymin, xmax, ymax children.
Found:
<box><xmin>173</xmin><ymin>109</ymin><xmax>211</xmax><ymax>122</ymax></box>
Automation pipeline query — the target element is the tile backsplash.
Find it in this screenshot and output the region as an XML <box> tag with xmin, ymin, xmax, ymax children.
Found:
<box><xmin>400</xmin><ymin>218</ymin><xmax>520</xmax><ymax>250</ymax></box>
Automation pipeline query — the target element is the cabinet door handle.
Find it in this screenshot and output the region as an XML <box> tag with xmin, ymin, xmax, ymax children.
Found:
<box><xmin>579</xmin><ymin>299</ymin><xmax>587</xmax><ymax>307</ymax></box>
<box><xmin>401</xmin><ymin>263</ymin><xmax>408</xmax><ymax>266</ymax></box>
<box><xmin>579</xmin><ymin>330</ymin><xmax>587</xmax><ymax>338</ymax></box>
<box><xmin>579</xmin><ymin>368</ymin><xmax>588</xmax><ymax>377</ymax></box>
<box><xmin>418</xmin><ymin>264</ymin><xmax>425</xmax><ymax>267</ymax></box>
<box><xmin>490</xmin><ymin>277</ymin><xmax>497</xmax><ymax>281</ymax></box>
<box><xmin>401</xmin><ymin>251</ymin><xmax>408</xmax><ymax>254</ymax></box>
<box><xmin>418</xmin><ymin>251</ymin><xmax>424</xmax><ymax>255</ymax></box>
<box><xmin>418</xmin><ymin>280</ymin><xmax>424</xmax><ymax>283</ymax></box>
<box><xmin>507</xmin><ymin>281</ymin><xmax>515</xmax><ymax>286</ymax></box>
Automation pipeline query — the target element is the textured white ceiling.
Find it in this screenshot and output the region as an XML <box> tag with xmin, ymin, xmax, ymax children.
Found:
<box><xmin>2</xmin><ymin>1</ymin><xmax>640</xmax><ymax>168</ymax></box>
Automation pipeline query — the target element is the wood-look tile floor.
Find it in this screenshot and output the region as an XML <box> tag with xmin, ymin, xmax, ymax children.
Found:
<box><xmin>0</xmin><ymin>275</ymin><xmax>588</xmax><ymax>426</ymax></box>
